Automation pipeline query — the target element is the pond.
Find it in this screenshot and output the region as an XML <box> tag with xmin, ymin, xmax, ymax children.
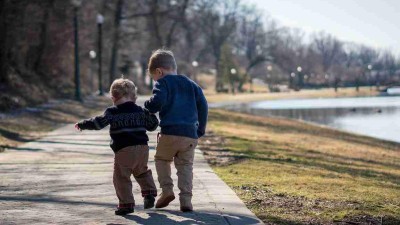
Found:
<box><xmin>220</xmin><ymin>96</ymin><xmax>400</xmax><ymax>143</ymax></box>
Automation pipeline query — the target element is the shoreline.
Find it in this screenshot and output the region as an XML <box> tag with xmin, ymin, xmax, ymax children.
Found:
<box><xmin>205</xmin><ymin>87</ymin><xmax>379</xmax><ymax>104</ymax></box>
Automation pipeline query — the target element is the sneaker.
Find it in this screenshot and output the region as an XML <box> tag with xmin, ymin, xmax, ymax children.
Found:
<box><xmin>155</xmin><ymin>192</ymin><xmax>175</xmax><ymax>208</ymax></box>
<box><xmin>115</xmin><ymin>203</ymin><xmax>134</xmax><ymax>215</ymax></box>
<box><xmin>144</xmin><ymin>195</ymin><xmax>155</xmax><ymax>209</ymax></box>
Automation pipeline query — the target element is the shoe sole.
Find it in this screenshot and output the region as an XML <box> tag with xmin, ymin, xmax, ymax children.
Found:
<box><xmin>115</xmin><ymin>210</ymin><xmax>134</xmax><ymax>216</ymax></box>
<box><xmin>180</xmin><ymin>207</ymin><xmax>193</xmax><ymax>212</ymax></box>
<box><xmin>155</xmin><ymin>195</ymin><xmax>175</xmax><ymax>208</ymax></box>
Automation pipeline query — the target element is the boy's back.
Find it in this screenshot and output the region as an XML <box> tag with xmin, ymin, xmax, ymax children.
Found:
<box><xmin>145</xmin><ymin>74</ymin><xmax>207</xmax><ymax>139</ymax></box>
<box><xmin>78</xmin><ymin>102</ymin><xmax>158</xmax><ymax>152</ymax></box>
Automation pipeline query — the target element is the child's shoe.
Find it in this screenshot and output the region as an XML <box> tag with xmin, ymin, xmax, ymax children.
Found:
<box><xmin>155</xmin><ymin>192</ymin><xmax>175</xmax><ymax>208</ymax></box>
<box><xmin>115</xmin><ymin>203</ymin><xmax>134</xmax><ymax>215</ymax></box>
<box><xmin>180</xmin><ymin>197</ymin><xmax>193</xmax><ymax>212</ymax></box>
<box><xmin>144</xmin><ymin>195</ymin><xmax>155</xmax><ymax>209</ymax></box>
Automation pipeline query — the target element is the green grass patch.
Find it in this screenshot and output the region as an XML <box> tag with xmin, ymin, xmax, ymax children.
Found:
<box><xmin>201</xmin><ymin>109</ymin><xmax>400</xmax><ymax>224</ymax></box>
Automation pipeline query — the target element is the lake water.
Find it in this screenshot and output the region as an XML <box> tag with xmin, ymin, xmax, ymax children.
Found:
<box><xmin>220</xmin><ymin>96</ymin><xmax>400</xmax><ymax>143</ymax></box>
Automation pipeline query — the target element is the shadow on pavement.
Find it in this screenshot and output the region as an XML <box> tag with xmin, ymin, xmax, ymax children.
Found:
<box><xmin>120</xmin><ymin>210</ymin><xmax>262</xmax><ymax>225</ymax></box>
<box><xmin>0</xmin><ymin>195</ymin><xmax>115</xmax><ymax>208</ymax></box>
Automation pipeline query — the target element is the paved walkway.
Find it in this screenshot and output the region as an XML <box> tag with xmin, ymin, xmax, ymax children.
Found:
<box><xmin>0</xmin><ymin>100</ymin><xmax>264</xmax><ymax>225</ymax></box>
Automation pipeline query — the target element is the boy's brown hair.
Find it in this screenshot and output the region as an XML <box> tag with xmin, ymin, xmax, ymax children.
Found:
<box><xmin>147</xmin><ymin>49</ymin><xmax>177</xmax><ymax>74</ymax></box>
<box><xmin>109</xmin><ymin>77</ymin><xmax>137</xmax><ymax>100</ymax></box>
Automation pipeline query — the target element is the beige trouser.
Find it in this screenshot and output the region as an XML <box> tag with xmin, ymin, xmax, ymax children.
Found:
<box><xmin>155</xmin><ymin>134</ymin><xmax>198</xmax><ymax>205</ymax></box>
<box><xmin>113</xmin><ymin>145</ymin><xmax>157</xmax><ymax>205</ymax></box>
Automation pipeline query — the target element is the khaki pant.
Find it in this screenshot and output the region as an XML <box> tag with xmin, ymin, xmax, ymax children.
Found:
<box><xmin>155</xmin><ymin>134</ymin><xmax>198</xmax><ymax>205</ymax></box>
<box><xmin>113</xmin><ymin>145</ymin><xmax>157</xmax><ymax>205</ymax></box>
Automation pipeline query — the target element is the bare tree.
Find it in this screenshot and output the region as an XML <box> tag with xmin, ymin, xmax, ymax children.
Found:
<box><xmin>312</xmin><ymin>32</ymin><xmax>343</xmax><ymax>91</ymax></box>
<box><xmin>109</xmin><ymin>0</ymin><xmax>124</xmax><ymax>86</ymax></box>
<box><xmin>197</xmin><ymin>0</ymin><xmax>240</xmax><ymax>92</ymax></box>
<box><xmin>270</xmin><ymin>27</ymin><xmax>306</xmax><ymax>89</ymax></box>
<box><xmin>234</xmin><ymin>7</ymin><xmax>274</xmax><ymax>92</ymax></box>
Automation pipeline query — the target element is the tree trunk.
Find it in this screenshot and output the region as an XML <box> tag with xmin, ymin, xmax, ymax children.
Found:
<box><xmin>109</xmin><ymin>0</ymin><xmax>124</xmax><ymax>86</ymax></box>
<box><xmin>0</xmin><ymin>0</ymin><xmax>8</xmax><ymax>83</ymax></box>
<box><xmin>34</xmin><ymin>0</ymin><xmax>54</xmax><ymax>73</ymax></box>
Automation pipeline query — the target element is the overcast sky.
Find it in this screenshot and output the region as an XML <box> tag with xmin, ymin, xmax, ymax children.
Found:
<box><xmin>248</xmin><ymin>0</ymin><xmax>400</xmax><ymax>55</ymax></box>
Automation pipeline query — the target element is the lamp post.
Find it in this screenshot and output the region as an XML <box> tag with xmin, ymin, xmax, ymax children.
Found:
<box><xmin>290</xmin><ymin>72</ymin><xmax>296</xmax><ymax>89</ymax></box>
<box><xmin>192</xmin><ymin>60</ymin><xmax>198</xmax><ymax>83</ymax></box>
<box><xmin>230</xmin><ymin>68</ymin><xmax>237</xmax><ymax>95</ymax></box>
<box><xmin>266</xmin><ymin>65</ymin><xmax>273</xmax><ymax>91</ymax></box>
<box><xmin>97</xmin><ymin>14</ymin><xmax>104</xmax><ymax>95</ymax></box>
<box><xmin>89</xmin><ymin>50</ymin><xmax>96</xmax><ymax>93</ymax></box>
<box><xmin>297</xmin><ymin>66</ymin><xmax>303</xmax><ymax>89</ymax></box>
<box><xmin>367</xmin><ymin>64</ymin><xmax>373</xmax><ymax>90</ymax></box>
<box><xmin>71</xmin><ymin>0</ymin><xmax>82</xmax><ymax>101</ymax></box>
<box><xmin>325</xmin><ymin>74</ymin><xmax>330</xmax><ymax>87</ymax></box>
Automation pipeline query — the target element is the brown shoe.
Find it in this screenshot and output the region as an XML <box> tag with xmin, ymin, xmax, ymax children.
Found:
<box><xmin>155</xmin><ymin>193</ymin><xmax>175</xmax><ymax>208</ymax></box>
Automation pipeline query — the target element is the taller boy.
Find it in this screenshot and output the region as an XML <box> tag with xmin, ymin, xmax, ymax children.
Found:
<box><xmin>145</xmin><ymin>49</ymin><xmax>208</xmax><ymax>212</ymax></box>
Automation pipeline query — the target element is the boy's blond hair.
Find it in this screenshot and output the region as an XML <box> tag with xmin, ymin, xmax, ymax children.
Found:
<box><xmin>148</xmin><ymin>49</ymin><xmax>177</xmax><ymax>74</ymax></box>
<box><xmin>109</xmin><ymin>77</ymin><xmax>137</xmax><ymax>100</ymax></box>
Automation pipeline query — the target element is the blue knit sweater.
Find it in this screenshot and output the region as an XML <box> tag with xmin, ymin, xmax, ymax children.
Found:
<box><xmin>144</xmin><ymin>74</ymin><xmax>208</xmax><ymax>139</ymax></box>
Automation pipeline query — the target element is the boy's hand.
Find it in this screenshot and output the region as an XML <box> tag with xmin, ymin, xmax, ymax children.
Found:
<box><xmin>74</xmin><ymin>123</ymin><xmax>82</xmax><ymax>132</ymax></box>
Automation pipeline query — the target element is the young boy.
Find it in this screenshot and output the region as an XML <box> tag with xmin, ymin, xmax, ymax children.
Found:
<box><xmin>75</xmin><ymin>78</ymin><xmax>158</xmax><ymax>215</ymax></box>
<box><xmin>144</xmin><ymin>49</ymin><xmax>208</xmax><ymax>212</ymax></box>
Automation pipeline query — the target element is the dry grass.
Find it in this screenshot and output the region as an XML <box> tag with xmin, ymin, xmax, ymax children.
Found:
<box><xmin>200</xmin><ymin>109</ymin><xmax>400</xmax><ymax>225</ymax></box>
<box><xmin>205</xmin><ymin>87</ymin><xmax>379</xmax><ymax>104</ymax></box>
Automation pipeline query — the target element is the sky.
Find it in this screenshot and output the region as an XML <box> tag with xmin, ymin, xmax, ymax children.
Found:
<box><xmin>248</xmin><ymin>0</ymin><xmax>400</xmax><ymax>55</ymax></box>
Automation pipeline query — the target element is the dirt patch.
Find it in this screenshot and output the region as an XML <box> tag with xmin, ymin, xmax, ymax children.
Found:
<box><xmin>235</xmin><ymin>185</ymin><xmax>398</xmax><ymax>225</ymax></box>
<box><xmin>198</xmin><ymin>131</ymin><xmax>246</xmax><ymax>166</ymax></box>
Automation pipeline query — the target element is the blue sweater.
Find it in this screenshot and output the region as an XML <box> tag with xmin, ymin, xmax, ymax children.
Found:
<box><xmin>144</xmin><ymin>74</ymin><xmax>208</xmax><ymax>139</ymax></box>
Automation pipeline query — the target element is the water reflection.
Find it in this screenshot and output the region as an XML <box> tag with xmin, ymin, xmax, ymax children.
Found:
<box><xmin>223</xmin><ymin>97</ymin><xmax>400</xmax><ymax>143</ymax></box>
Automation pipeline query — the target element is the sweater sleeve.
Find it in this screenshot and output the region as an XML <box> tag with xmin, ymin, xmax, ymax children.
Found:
<box><xmin>144</xmin><ymin>80</ymin><xmax>168</xmax><ymax>114</ymax></box>
<box><xmin>144</xmin><ymin>109</ymin><xmax>159</xmax><ymax>131</ymax></box>
<box><xmin>76</xmin><ymin>109</ymin><xmax>110</xmax><ymax>130</ymax></box>
<box><xmin>196</xmin><ymin>86</ymin><xmax>208</xmax><ymax>138</ymax></box>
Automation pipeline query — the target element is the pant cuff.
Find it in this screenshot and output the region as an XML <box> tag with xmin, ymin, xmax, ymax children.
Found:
<box><xmin>118</xmin><ymin>203</ymin><xmax>135</xmax><ymax>208</ymax></box>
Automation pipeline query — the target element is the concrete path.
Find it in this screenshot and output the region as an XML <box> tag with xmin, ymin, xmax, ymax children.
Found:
<box><xmin>0</xmin><ymin>100</ymin><xmax>264</xmax><ymax>225</ymax></box>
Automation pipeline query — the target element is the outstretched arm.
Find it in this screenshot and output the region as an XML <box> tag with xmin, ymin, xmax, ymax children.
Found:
<box><xmin>144</xmin><ymin>80</ymin><xmax>168</xmax><ymax>114</ymax></box>
<box><xmin>76</xmin><ymin>109</ymin><xmax>110</xmax><ymax>130</ymax></box>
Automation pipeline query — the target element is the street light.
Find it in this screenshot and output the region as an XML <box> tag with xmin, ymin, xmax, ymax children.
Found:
<box><xmin>192</xmin><ymin>61</ymin><xmax>198</xmax><ymax>82</ymax></box>
<box><xmin>97</xmin><ymin>13</ymin><xmax>104</xmax><ymax>95</ymax></box>
<box><xmin>290</xmin><ymin>72</ymin><xmax>296</xmax><ymax>90</ymax></box>
<box><xmin>296</xmin><ymin>66</ymin><xmax>303</xmax><ymax>88</ymax></box>
<box><xmin>71</xmin><ymin>0</ymin><xmax>82</xmax><ymax>101</ymax></box>
<box><xmin>230</xmin><ymin>68</ymin><xmax>237</xmax><ymax>94</ymax></box>
<box><xmin>367</xmin><ymin>64</ymin><xmax>373</xmax><ymax>90</ymax></box>
<box><xmin>89</xmin><ymin>50</ymin><xmax>96</xmax><ymax>92</ymax></box>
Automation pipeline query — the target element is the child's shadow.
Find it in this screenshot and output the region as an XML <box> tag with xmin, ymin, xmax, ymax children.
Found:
<box><xmin>122</xmin><ymin>211</ymin><xmax>206</xmax><ymax>225</ymax></box>
<box><xmin>120</xmin><ymin>209</ymin><xmax>261</xmax><ymax>225</ymax></box>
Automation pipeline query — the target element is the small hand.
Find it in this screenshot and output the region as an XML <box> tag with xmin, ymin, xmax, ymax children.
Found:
<box><xmin>74</xmin><ymin>123</ymin><xmax>82</xmax><ymax>132</ymax></box>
